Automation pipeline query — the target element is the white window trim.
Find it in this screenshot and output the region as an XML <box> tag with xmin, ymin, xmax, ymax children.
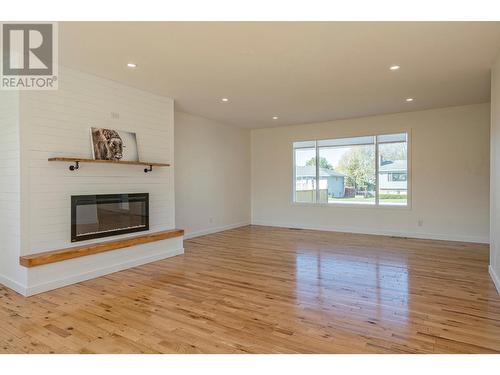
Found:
<box><xmin>292</xmin><ymin>131</ymin><xmax>412</xmax><ymax>209</ymax></box>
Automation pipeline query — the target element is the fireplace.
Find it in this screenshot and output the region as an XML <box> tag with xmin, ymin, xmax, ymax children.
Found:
<box><xmin>71</xmin><ymin>193</ymin><xmax>149</xmax><ymax>242</ymax></box>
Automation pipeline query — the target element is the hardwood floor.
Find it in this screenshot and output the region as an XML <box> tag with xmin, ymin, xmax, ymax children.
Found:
<box><xmin>1</xmin><ymin>225</ymin><xmax>500</xmax><ymax>353</ymax></box>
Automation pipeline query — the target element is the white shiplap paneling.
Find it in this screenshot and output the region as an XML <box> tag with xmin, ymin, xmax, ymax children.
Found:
<box><xmin>0</xmin><ymin>91</ymin><xmax>27</xmax><ymax>293</ymax></box>
<box><xmin>4</xmin><ymin>66</ymin><xmax>180</xmax><ymax>295</ymax></box>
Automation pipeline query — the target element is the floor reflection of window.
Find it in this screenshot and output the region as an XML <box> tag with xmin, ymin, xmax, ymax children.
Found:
<box><xmin>295</xmin><ymin>251</ymin><xmax>409</xmax><ymax>325</ymax></box>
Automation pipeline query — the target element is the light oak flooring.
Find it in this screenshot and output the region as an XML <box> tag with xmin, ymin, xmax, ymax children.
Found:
<box><xmin>1</xmin><ymin>225</ymin><xmax>500</xmax><ymax>353</ymax></box>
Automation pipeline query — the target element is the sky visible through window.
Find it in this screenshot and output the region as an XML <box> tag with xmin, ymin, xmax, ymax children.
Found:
<box><xmin>295</xmin><ymin>147</ymin><xmax>349</xmax><ymax>167</ymax></box>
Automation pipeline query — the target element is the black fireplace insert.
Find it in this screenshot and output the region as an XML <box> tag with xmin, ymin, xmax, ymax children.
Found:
<box><xmin>71</xmin><ymin>193</ymin><xmax>149</xmax><ymax>242</ymax></box>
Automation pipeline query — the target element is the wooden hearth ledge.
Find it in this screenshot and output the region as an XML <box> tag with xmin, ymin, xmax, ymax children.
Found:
<box><xmin>19</xmin><ymin>229</ymin><xmax>184</xmax><ymax>267</ymax></box>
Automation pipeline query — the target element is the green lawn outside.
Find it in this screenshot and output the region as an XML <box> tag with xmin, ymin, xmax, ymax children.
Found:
<box><xmin>329</xmin><ymin>196</ymin><xmax>374</xmax><ymax>203</ymax></box>
<box><xmin>328</xmin><ymin>195</ymin><xmax>407</xmax><ymax>205</ymax></box>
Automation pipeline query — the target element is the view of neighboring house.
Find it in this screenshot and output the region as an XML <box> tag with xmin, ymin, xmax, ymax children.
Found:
<box><xmin>296</xmin><ymin>160</ymin><xmax>407</xmax><ymax>201</ymax></box>
<box><xmin>379</xmin><ymin>160</ymin><xmax>408</xmax><ymax>195</ymax></box>
<box><xmin>295</xmin><ymin>165</ymin><xmax>345</xmax><ymax>198</ymax></box>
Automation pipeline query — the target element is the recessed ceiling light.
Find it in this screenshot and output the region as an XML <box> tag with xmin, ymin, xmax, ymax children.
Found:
<box><xmin>390</xmin><ymin>65</ymin><xmax>400</xmax><ymax>71</ymax></box>
<box><xmin>127</xmin><ymin>63</ymin><xmax>137</xmax><ymax>68</ymax></box>
<box><xmin>405</xmin><ymin>98</ymin><xmax>414</xmax><ymax>102</ymax></box>
<box><xmin>272</xmin><ymin>116</ymin><xmax>279</xmax><ymax>120</ymax></box>
<box><xmin>221</xmin><ymin>98</ymin><xmax>229</xmax><ymax>102</ymax></box>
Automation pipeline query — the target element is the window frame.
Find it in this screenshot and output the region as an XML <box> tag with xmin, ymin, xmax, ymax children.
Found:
<box><xmin>292</xmin><ymin>131</ymin><xmax>411</xmax><ymax>209</ymax></box>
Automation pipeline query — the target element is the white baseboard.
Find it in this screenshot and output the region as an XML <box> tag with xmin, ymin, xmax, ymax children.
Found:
<box><xmin>0</xmin><ymin>274</ymin><xmax>27</xmax><ymax>296</ymax></box>
<box><xmin>251</xmin><ymin>220</ymin><xmax>490</xmax><ymax>244</ymax></box>
<box><xmin>25</xmin><ymin>247</ymin><xmax>184</xmax><ymax>296</ymax></box>
<box><xmin>184</xmin><ymin>221</ymin><xmax>250</xmax><ymax>240</ymax></box>
<box><xmin>489</xmin><ymin>265</ymin><xmax>500</xmax><ymax>295</ymax></box>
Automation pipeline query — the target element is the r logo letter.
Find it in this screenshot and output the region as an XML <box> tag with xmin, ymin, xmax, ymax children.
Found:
<box><xmin>28</xmin><ymin>29</ymin><xmax>48</xmax><ymax>69</ymax></box>
<box><xmin>2</xmin><ymin>23</ymin><xmax>53</xmax><ymax>75</ymax></box>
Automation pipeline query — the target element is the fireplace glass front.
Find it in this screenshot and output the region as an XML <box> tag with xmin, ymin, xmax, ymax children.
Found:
<box><xmin>71</xmin><ymin>193</ymin><xmax>149</xmax><ymax>242</ymax></box>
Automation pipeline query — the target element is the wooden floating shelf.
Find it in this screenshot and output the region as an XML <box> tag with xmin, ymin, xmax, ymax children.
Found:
<box><xmin>48</xmin><ymin>157</ymin><xmax>170</xmax><ymax>173</ymax></box>
<box><xmin>48</xmin><ymin>157</ymin><xmax>170</xmax><ymax>167</ymax></box>
<box><xmin>19</xmin><ymin>229</ymin><xmax>184</xmax><ymax>267</ymax></box>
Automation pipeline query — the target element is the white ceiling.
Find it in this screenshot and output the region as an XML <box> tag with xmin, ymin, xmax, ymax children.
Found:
<box><xmin>60</xmin><ymin>22</ymin><xmax>500</xmax><ymax>128</ymax></box>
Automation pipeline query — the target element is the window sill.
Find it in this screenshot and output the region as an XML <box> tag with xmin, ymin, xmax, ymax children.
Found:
<box><xmin>291</xmin><ymin>201</ymin><xmax>412</xmax><ymax>210</ymax></box>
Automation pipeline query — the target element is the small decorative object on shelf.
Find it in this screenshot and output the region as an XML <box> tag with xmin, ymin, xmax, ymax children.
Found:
<box><xmin>90</xmin><ymin>127</ymin><xmax>139</xmax><ymax>162</ymax></box>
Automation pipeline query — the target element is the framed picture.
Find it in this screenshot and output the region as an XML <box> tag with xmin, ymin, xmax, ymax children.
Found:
<box><xmin>90</xmin><ymin>127</ymin><xmax>139</xmax><ymax>161</ymax></box>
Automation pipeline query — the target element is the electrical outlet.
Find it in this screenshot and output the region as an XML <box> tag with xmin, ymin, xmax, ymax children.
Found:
<box><xmin>111</xmin><ymin>112</ymin><xmax>120</xmax><ymax>119</ymax></box>
<box><xmin>418</xmin><ymin>219</ymin><xmax>423</xmax><ymax>227</ymax></box>
<box><xmin>209</xmin><ymin>217</ymin><xmax>213</xmax><ymax>224</ymax></box>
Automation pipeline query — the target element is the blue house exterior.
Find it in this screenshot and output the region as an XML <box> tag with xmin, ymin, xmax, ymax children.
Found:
<box><xmin>295</xmin><ymin>166</ymin><xmax>345</xmax><ymax>198</ymax></box>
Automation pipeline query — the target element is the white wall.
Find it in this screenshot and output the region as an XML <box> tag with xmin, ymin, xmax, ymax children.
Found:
<box><xmin>490</xmin><ymin>55</ymin><xmax>500</xmax><ymax>292</ymax></box>
<box><xmin>0</xmin><ymin>91</ymin><xmax>27</xmax><ymax>292</ymax></box>
<box><xmin>175</xmin><ymin>111</ymin><xmax>251</xmax><ymax>238</ymax></box>
<box><xmin>252</xmin><ymin>103</ymin><xmax>490</xmax><ymax>243</ymax></box>
<box><xmin>0</xmin><ymin>66</ymin><xmax>181</xmax><ymax>296</ymax></box>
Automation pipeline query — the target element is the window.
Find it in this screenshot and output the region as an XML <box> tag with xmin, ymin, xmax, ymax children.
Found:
<box><xmin>377</xmin><ymin>133</ymin><xmax>408</xmax><ymax>206</ymax></box>
<box><xmin>293</xmin><ymin>141</ymin><xmax>317</xmax><ymax>203</ymax></box>
<box><xmin>389</xmin><ymin>173</ymin><xmax>407</xmax><ymax>182</ymax></box>
<box><xmin>317</xmin><ymin>136</ymin><xmax>376</xmax><ymax>205</ymax></box>
<box><xmin>293</xmin><ymin>133</ymin><xmax>408</xmax><ymax>206</ymax></box>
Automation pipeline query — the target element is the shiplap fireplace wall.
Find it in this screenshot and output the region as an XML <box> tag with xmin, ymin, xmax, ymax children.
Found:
<box><xmin>0</xmin><ymin>67</ymin><xmax>182</xmax><ymax>296</ymax></box>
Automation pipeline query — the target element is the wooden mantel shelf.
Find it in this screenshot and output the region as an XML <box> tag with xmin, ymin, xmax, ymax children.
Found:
<box><xmin>48</xmin><ymin>157</ymin><xmax>170</xmax><ymax>172</ymax></box>
<box><xmin>20</xmin><ymin>229</ymin><xmax>184</xmax><ymax>267</ymax></box>
<box><xmin>48</xmin><ymin>157</ymin><xmax>170</xmax><ymax>167</ymax></box>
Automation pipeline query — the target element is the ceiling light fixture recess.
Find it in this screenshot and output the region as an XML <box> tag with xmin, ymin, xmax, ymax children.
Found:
<box><xmin>272</xmin><ymin>116</ymin><xmax>279</xmax><ymax>120</ymax></box>
<box><xmin>389</xmin><ymin>65</ymin><xmax>400</xmax><ymax>71</ymax></box>
<box><xmin>221</xmin><ymin>98</ymin><xmax>229</xmax><ymax>102</ymax></box>
<box><xmin>405</xmin><ymin>98</ymin><xmax>414</xmax><ymax>102</ymax></box>
<box><xmin>127</xmin><ymin>63</ymin><xmax>137</xmax><ymax>68</ymax></box>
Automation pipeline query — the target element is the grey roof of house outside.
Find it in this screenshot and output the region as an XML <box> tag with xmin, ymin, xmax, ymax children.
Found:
<box><xmin>296</xmin><ymin>165</ymin><xmax>345</xmax><ymax>178</ymax></box>
<box><xmin>379</xmin><ymin>160</ymin><xmax>407</xmax><ymax>172</ymax></box>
